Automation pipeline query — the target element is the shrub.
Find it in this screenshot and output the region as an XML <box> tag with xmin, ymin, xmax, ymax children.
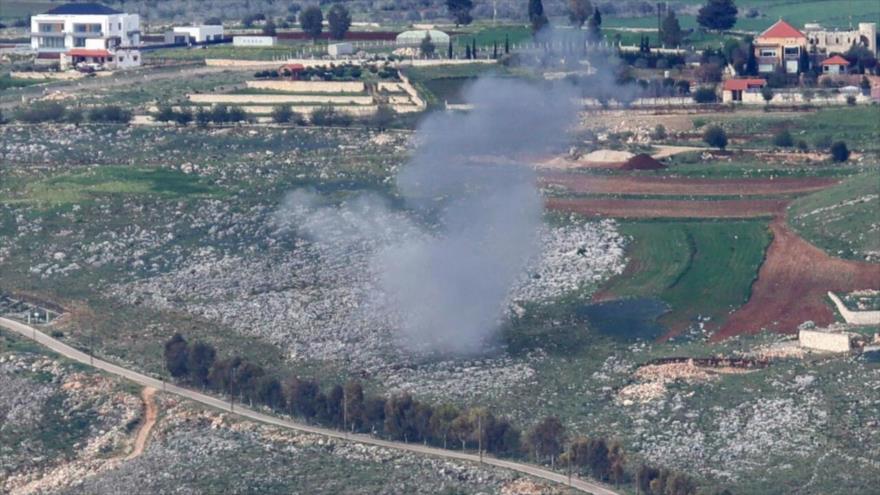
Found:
<box><xmin>796</xmin><ymin>140</ymin><xmax>808</xmax><ymax>151</ymax></box>
<box><xmin>761</xmin><ymin>86</ymin><xmax>774</xmax><ymax>103</ymax></box>
<box><xmin>65</xmin><ymin>107</ymin><xmax>84</xmax><ymax>125</ymax></box>
<box><xmin>227</xmin><ymin>106</ymin><xmax>248</xmax><ymax>122</ymax></box>
<box><xmin>310</xmin><ymin>105</ymin><xmax>352</xmax><ymax>126</ymax></box>
<box><xmin>846</xmin><ymin>95</ymin><xmax>856</xmax><ymax>106</ymax></box>
<box><xmin>14</xmin><ymin>101</ymin><xmax>66</xmax><ymax>123</ymax></box>
<box><xmin>271</xmin><ymin>105</ymin><xmax>297</xmax><ymax>123</ymax></box>
<box><xmin>195</xmin><ymin>107</ymin><xmax>211</xmax><ymax>127</ymax></box>
<box><xmin>155</xmin><ymin>105</ymin><xmax>177</xmax><ymax>122</ymax></box>
<box><xmin>88</xmin><ymin>105</ymin><xmax>132</xmax><ymax>123</ymax></box>
<box><xmin>174</xmin><ymin>107</ymin><xmax>193</xmax><ymax>126</ymax></box>
<box><xmin>651</xmin><ymin>124</ymin><xmax>667</xmax><ymax>140</ymax></box>
<box><xmin>692</xmin><ymin>118</ymin><xmax>707</xmax><ymax>129</ymax></box>
<box><xmin>703</xmin><ymin>125</ymin><xmax>728</xmax><ymax>150</ymax></box>
<box><xmin>830</xmin><ymin>141</ymin><xmax>850</xmax><ymax>162</ymax></box>
<box><xmin>693</xmin><ymin>86</ymin><xmax>718</xmax><ymax>104</ymax></box>
<box><xmin>772</xmin><ymin>129</ymin><xmax>794</xmax><ymax>147</ymax></box>
<box><xmin>371</xmin><ymin>104</ymin><xmax>395</xmax><ymax>131</ymax></box>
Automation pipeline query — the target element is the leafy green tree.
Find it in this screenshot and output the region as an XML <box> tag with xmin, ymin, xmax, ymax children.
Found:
<box><xmin>420</xmin><ymin>33</ymin><xmax>436</xmax><ymax>57</ymax></box>
<box><xmin>262</xmin><ymin>19</ymin><xmax>276</xmax><ymax>36</ymax></box>
<box><xmin>703</xmin><ymin>125</ymin><xmax>728</xmax><ymax>149</ymax></box>
<box><xmin>568</xmin><ymin>0</ymin><xmax>592</xmax><ymax>28</ymax></box>
<box><xmin>528</xmin><ymin>0</ymin><xmax>549</xmax><ymax>34</ymax></box>
<box><xmin>761</xmin><ymin>85</ymin><xmax>774</xmax><ymax>103</ymax></box>
<box><xmin>174</xmin><ymin>107</ymin><xmax>193</xmax><ymax>126</ymax></box>
<box><xmin>830</xmin><ymin>141</ymin><xmax>850</xmax><ymax>162</ymax></box>
<box><xmin>693</xmin><ymin>86</ymin><xmax>718</xmax><ymax>103</ymax></box>
<box><xmin>343</xmin><ymin>380</ymin><xmax>365</xmax><ymax>431</ymax></box>
<box><xmin>156</xmin><ymin>104</ymin><xmax>176</xmax><ymax>122</ymax></box>
<box><xmin>195</xmin><ymin>107</ymin><xmax>211</xmax><ymax>127</ymax></box>
<box><xmin>429</xmin><ymin>403</ymin><xmax>460</xmax><ymax>448</ymax></box>
<box><xmin>697</xmin><ymin>0</ymin><xmax>738</xmax><ymax>31</ymax></box>
<box><xmin>300</xmin><ymin>6</ymin><xmax>323</xmax><ymax>41</ymax></box>
<box><xmin>327</xmin><ymin>4</ymin><xmax>351</xmax><ymax>40</ymax></box>
<box><xmin>88</xmin><ymin>105</ymin><xmax>132</xmax><ymax>123</ymax></box>
<box><xmin>65</xmin><ymin>107</ymin><xmax>84</xmax><ymax>125</ymax></box>
<box><xmin>660</xmin><ymin>10</ymin><xmax>683</xmax><ymax>47</ymax></box>
<box><xmin>773</xmin><ymin>129</ymin><xmax>794</xmax><ymax>147</ymax></box>
<box><xmin>164</xmin><ymin>333</ymin><xmax>189</xmax><ymax>378</ymax></box>
<box><xmin>371</xmin><ymin>104</ymin><xmax>395</xmax><ymax>130</ymax></box>
<box><xmin>587</xmin><ymin>7</ymin><xmax>602</xmax><ymax>41</ymax></box>
<box><xmin>384</xmin><ymin>394</ymin><xmax>419</xmax><ymax>442</ymax></box>
<box><xmin>283</xmin><ymin>376</ymin><xmax>320</xmax><ymax>418</ymax></box>
<box><xmin>446</xmin><ymin>0</ymin><xmax>474</xmax><ymax>26</ymax></box>
<box><xmin>187</xmin><ymin>341</ymin><xmax>215</xmax><ymax>387</ymax></box>
<box><xmin>255</xmin><ymin>376</ymin><xmax>284</xmax><ymax>410</ymax></box>
<box><xmin>525</xmin><ymin>416</ymin><xmax>565</xmax><ymax>466</ymax></box>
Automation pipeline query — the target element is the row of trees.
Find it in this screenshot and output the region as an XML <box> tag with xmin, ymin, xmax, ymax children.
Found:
<box><xmin>528</xmin><ymin>0</ymin><xmax>603</xmax><ymax>38</ymax></box>
<box><xmin>11</xmin><ymin>101</ymin><xmax>131</xmax><ymax>124</ymax></box>
<box><xmin>162</xmin><ymin>333</ymin><xmax>715</xmax><ymax>493</ymax></box>
<box><xmin>701</xmin><ymin>125</ymin><xmax>851</xmax><ymax>161</ymax></box>
<box><xmin>154</xmin><ymin>103</ymin><xmax>396</xmax><ymax>130</ymax></box>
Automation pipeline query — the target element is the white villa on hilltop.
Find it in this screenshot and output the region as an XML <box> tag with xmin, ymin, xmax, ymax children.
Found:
<box><xmin>30</xmin><ymin>2</ymin><xmax>142</xmax><ymax>70</ymax></box>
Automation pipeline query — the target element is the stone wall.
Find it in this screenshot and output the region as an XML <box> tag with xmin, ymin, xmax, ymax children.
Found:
<box><xmin>188</xmin><ymin>94</ymin><xmax>375</xmax><ymax>105</ymax></box>
<box><xmin>798</xmin><ymin>329</ymin><xmax>853</xmax><ymax>352</ymax></box>
<box><xmin>245</xmin><ymin>80</ymin><xmax>365</xmax><ymax>93</ymax></box>
<box><xmin>828</xmin><ymin>292</ymin><xmax>880</xmax><ymax>326</ymax></box>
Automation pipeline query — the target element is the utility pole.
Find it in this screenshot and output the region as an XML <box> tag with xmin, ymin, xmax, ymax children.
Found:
<box><xmin>343</xmin><ymin>385</ymin><xmax>348</xmax><ymax>436</ymax></box>
<box><xmin>89</xmin><ymin>328</ymin><xmax>94</xmax><ymax>366</ymax></box>
<box><xmin>477</xmin><ymin>413</ymin><xmax>483</xmax><ymax>464</ymax></box>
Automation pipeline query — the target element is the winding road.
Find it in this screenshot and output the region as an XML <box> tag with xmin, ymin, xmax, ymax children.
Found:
<box><xmin>0</xmin><ymin>316</ymin><xmax>619</xmax><ymax>495</ymax></box>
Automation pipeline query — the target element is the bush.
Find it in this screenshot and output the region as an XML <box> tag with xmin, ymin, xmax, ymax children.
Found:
<box><xmin>65</xmin><ymin>107</ymin><xmax>84</xmax><ymax>125</ymax></box>
<box><xmin>651</xmin><ymin>124</ymin><xmax>667</xmax><ymax>140</ymax></box>
<box><xmin>830</xmin><ymin>141</ymin><xmax>850</xmax><ymax>162</ymax></box>
<box><xmin>692</xmin><ymin>118</ymin><xmax>707</xmax><ymax>129</ymax></box>
<box><xmin>271</xmin><ymin>105</ymin><xmax>297</xmax><ymax>124</ymax></box>
<box><xmin>14</xmin><ymin>101</ymin><xmax>66</xmax><ymax>123</ymax></box>
<box><xmin>310</xmin><ymin>105</ymin><xmax>352</xmax><ymax>126</ymax></box>
<box><xmin>796</xmin><ymin>140</ymin><xmax>808</xmax><ymax>151</ymax></box>
<box><xmin>155</xmin><ymin>105</ymin><xmax>177</xmax><ymax>122</ymax></box>
<box><xmin>846</xmin><ymin>95</ymin><xmax>856</xmax><ymax>106</ymax></box>
<box><xmin>693</xmin><ymin>86</ymin><xmax>718</xmax><ymax>104</ymax></box>
<box><xmin>195</xmin><ymin>107</ymin><xmax>211</xmax><ymax>127</ymax></box>
<box><xmin>371</xmin><ymin>104</ymin><xmax>395</xmax><ymax>131</ymax></box>
<box><xmin>174</xmin><ymin>107</ymin><xmax>193</xmax><ymax>126</ymax></box>
<box><xmin>772</xmin><ymin>129</ymin><xmax>794</xmax><ymax>147</ymax></box>
<box><xmin>703</xmin><ymin>125</ymin><xmax>728</xmax><ymax>150</ymax></box>
<box><xmin>88</xmin><ymin>105</ymin><xmax>132</xmax><ymax>123</ymax></box>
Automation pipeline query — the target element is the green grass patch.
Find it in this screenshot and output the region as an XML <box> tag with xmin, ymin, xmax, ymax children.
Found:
<box><xmin>600</xmin><ymin>220</ymin><xmax>772</xmax><ymax>328</ymax></box>
<box><xmin>4</xmin><ymin>166</ymin><xmax>223</xmax><ymax>207</ymax></box>
<box><xmin>788</xmin><ymin>169</ymin><xmax>880</xmax><ymax>261</ymax></box>
<box><xmin>0</xmin><ymin>75</ymin><xmax>44</xmax><ymax>91</ymax></box>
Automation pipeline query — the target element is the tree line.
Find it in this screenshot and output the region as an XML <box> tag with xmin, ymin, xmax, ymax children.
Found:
<box><xmin>6</xmin><ymin>101</ymin><xmax>132</xmax><ymax>124</ymax></box>
<box><xmin>164</xmin><ymin>334</ymin><xmax>719</xmax><ymax>494</ymax></box>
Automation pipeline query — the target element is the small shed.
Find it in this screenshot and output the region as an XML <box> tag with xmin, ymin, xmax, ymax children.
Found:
<box><xmin>395</xmin><ymin>29</ymin><xmax>449</xmax><ymax>46</ymax></box>
<box><xmin>821</xmin><ymin>55</ymin><xmax>850</xmax><ymax>75</ymax></box>
<box><xmin>722</xmin><ymin>78</ymin><xmax>767</xmax><ymax>103</ymax></box>
<box><xmin>328</xmin><ymin>42</ymin><xmax>354</xmax><ymax>58</ymax></box>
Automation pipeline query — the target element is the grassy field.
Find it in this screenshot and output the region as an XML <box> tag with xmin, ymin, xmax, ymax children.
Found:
<box><xmin>5</xmin><ymin>167</ymin><xmax>223</xmax><ymax>207</ymax></box>
<box><xmin>599</xmin><ymin>220</ymin><xmax>772</xmax><ymax>329</ymax></box>
<box><xmin>788</xmin><ymin>169</ymin><xmax>880</xmax><ymax>261</ymax></box>
<box><xmin>145</xmin><ymin>45</ymin><xmax>307</xmax><ymax>61</ymax></box>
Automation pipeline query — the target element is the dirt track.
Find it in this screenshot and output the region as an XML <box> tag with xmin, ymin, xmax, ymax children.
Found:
<box><xmin>714</xmin><ymin>219</ymin><xmax>880</xmax><ymax>340</ymax></box>
<box><xmin>546</xmin><ymin>197</ymin><xmax>788</xmax><ymax>218</ymax></box>
<box><xmin>541</xmin><ymin>174</ymin><xmax>838</xmax><ymax>196</ymax></box>
<box><xmin>126</xmin><ymin>387</ymin><xmax>158</xmax><ymax>460</ymax></box>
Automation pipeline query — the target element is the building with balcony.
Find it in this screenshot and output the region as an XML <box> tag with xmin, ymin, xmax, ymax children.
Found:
<box><xmin>30</xmin><ymin>2</ymin><xmax>141</xmax><ymax>69</ymax></box>
<box><xmin>754</xmin><ymin>19</ymin><xmax>808</xmax><ymax>74</ymax></box>
<box><xmin>804</xmin><ymin>22</ymin><xmax>877</xmax><ymax>57</ymax></box>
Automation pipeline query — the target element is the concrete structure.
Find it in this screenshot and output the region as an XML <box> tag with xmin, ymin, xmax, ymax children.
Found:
<box><xmin>755</xmin><ymin>19</ymin><xmax>807</xmax><ymax>74</ymax></box>
<box><xmin>722</xmin><ymin>78</ymin><xmax>766</xmax><ymax>103</ymax></box>
<box><xmin>31</xmin><ymin>2</ymin><xmax>140</xmax><ymax>69</ymax></box>
<box><xmin>396</xmin><ymin>29</ymin><xmax>450</xmax><ymax>46</ymax></box>
<box><xmin>804</xmin><ymin>22</ymin><xmax>877</xmax><ymax>57</ymax></box>
<box><xmin>328</xmin><ymin>42</ymin><xmax>354</xmax><ymax>58</ymax></box>
<box><xmin>170</xmin><ymin>25</ymin><xmax>224</xmax><ymax>44</ymax></box>
<box><xmin>799</xmin><ymin>328</ymin><xmax>855</xmax><ymax>353</ymax></box>
<box><xmin>233</xmin><ymin>35</ymin><xmax>276</xmax><ymax>47</ymax></box>
<box><xmin>821</xmin><ymin>55</ymin><xmax>851</xmax><ymax>75</ymax></box>
<box><xmin>828</xmin><ymin>292</ymin><xmax>880</xmax><ymax>326</ymax></box>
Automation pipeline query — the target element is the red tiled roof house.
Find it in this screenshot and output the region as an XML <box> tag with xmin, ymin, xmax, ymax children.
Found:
<box><xmin>754</xmin><ymin>19</ymin><xmax>808</xmax><ymax>74</ymax></box>
<box><xmin>820</xmin><ymin>55</ymin><xmax>851</xmax><ymax>75</ymax></box>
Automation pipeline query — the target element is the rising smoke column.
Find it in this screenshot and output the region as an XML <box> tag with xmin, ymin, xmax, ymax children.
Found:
<box><xmin>376</xmin><ymin>76</ymin><xmax>578</xmax><ymax>355</ymax></box>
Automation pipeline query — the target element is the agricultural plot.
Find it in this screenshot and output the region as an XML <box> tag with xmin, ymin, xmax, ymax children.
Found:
<box><xmin>788</xmin><ymin>170</ymin><xmax>880</xmax><ymax>261</ymax></box>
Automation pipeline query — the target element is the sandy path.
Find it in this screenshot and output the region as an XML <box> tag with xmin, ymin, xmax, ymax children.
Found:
<box><xmin>126</xmin><ymin>387</ymin><xmax>158</xmax><ymax>460</ymax></box>
<box><xmin>545</xmin><ymin>197</ymin><xmax>788</xmax><ymax>218</ymax></box>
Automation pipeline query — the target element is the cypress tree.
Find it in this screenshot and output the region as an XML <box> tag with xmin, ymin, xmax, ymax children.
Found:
<box><xmin>448</xmin><ymin>39</ymin><xmax>453</xmax><ymax>58</ymax></box>
<box><xmin>505</xmin><ymin>33</ymin><xmax>510</xmax><ymax>54</ymax></box>
<box><xmin>472</xmin><ymin>38</ymin><xmax>477</xmax><ymax>58</ymax></box>
<box><xmin>493</xmin><ymin>40</ymin><xmax>498</xmax><ymax>59</ymax></box>
<box><xmin>465</xmin><ymin>44</ymin><xmax>472</xmax><ymax>59</ymax></box>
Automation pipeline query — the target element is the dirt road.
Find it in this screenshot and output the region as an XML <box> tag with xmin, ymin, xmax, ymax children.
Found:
<box><xmin>546</xmin><ymin>197</ymin><xmax>787</xmax><ymax>218</ymax></box>
<box><xmin>126</xmin><ymin>387</ymin><xmax>157</xmax><ymax>460</ymax></box>
<box><xmin>541</xmin><ymin>174</ymin><xmax>837</xmax><ymax>196</ymax></box>
<box><xmin>0</xmin><ymin>317</ymin><xmax>619</xmax><ymax>495</ymax></box>
<box><xmin>714</xmin><ymin>219</ymin><xmax>880</xmax><ymax>339</ymax></box>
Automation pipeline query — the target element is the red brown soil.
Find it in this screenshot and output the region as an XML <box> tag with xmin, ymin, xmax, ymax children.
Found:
<box><xmin>713</xmin><ymin>219</ymin><xmax>880</xmax><ymax>340</ymax></box>
<box><xmin>546</xmin><ymin>197</ymin><xmax>788</xmax><ymax>218</ymax></box>
<box><xmin>540</xmin><ymin>174</ymin><xmax>839</xmax><ymax>196</ymax></box>
<box><xmin>621</xmin><ymin>154</ymin><xmax>667</xmax><ymax>170</ymax></box>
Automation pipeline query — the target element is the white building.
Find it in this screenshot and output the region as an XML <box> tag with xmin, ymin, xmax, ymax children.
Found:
<box><xmin>328</xmin><ymin>42</ymin><xmax>353</xmax><ymax>58</ymax></box>
<box><xmin>30</xmin><ymin>2</ymin><xmax>141</xmax><ymax>69</ymax></box>
<box><xmin>233</xmin><ymin>36</ymin><xmax>276</xmax><ymax>47</ymax></box>
<box><xmin>171</xmin><ymin>25</ymin><xmax>224</xmax><ymax>44</ymax></box>
<box><xmin>396</xmin><ymin>29</ymin><xmax>450</xmax><ymax>46</ymax></box>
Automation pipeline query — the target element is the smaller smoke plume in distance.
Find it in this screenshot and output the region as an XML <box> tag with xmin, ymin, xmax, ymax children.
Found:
<box><xmin>277</xmin><ymin>76</ymin><xmax>580</xmax><ymax>355</ymax></box>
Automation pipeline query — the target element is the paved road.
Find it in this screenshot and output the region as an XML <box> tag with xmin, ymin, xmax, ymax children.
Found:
<box><xmin>0</xmin><ymin>317</ymin><xmax>619</xmax><ymax>495</ymax></box>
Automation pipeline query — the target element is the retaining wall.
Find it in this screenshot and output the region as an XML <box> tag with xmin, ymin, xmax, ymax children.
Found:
<box><xmin>798</xmin><ymin>329</ymin><xmax>853</xmax><ymax>352</ymax></box>
<box><xmin>188</xmin><ymin>94</ymin><xmax>374</xmax><ymax>105</ymax></box>
<box><xmin>245</xmin><ymin>80</ymin><xmax>365</xmax><ymax>93</ymax></box>
<box><xmin>828</xmin><ymin>291</ymin><xmax>880</xmax><ymax>325</ymax></box>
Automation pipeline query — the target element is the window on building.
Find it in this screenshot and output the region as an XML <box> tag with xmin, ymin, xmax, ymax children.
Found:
<box><xmin>74</xmin><ymin>37</ymin><xmax>86</xmax><ymax>47</ymax></box>
<box><xmin>40</xmin><ymin>37</ymin><xmax>65</xmax><ymax>48</ymax></box>
<box><xmin>784</xmin><ymin>47</ymin><xmax>800</xmax><ymax>56</ymax></box>
<box><xmin>760</xmin><ymin>49</ymin><xmax>777</xmax><ymax>57</ymax></box>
